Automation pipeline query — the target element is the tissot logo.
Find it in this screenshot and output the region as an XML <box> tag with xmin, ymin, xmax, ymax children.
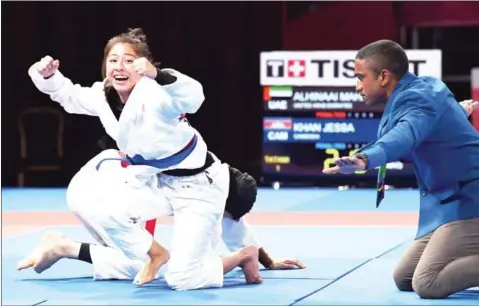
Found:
<box><xmin>260</xmin><ymin>50</ymin><xmax>442</xmax><ymax>86</ymax></box>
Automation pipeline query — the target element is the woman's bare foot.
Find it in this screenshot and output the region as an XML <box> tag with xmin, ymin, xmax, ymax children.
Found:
<box><xmin>134</xmin><ymin>241</ymin><xmax>170</xmax><ymax>285</ymax></box>
<box><xmin>17</xmin><ymin>231</ymin><xmax>78</xmax><ymax>273</ymax></box>
<box><xmin>240</xmin><ymin>245</ymin><xmax>262</xmax><ymax>284</ymax></box>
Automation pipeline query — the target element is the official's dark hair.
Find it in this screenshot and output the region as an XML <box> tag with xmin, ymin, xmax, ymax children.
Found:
<box><xmin>356</xmin><ymin>39</ymin><xmax>409</xmax><ymax>79</ymax></box>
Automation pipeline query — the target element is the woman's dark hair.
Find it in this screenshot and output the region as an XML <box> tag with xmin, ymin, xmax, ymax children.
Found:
<box><xmin>102</xmin><ymin>28</ymin><xmax>159</xmax><ymax>106</ymax></box>
<box><xmin>101</xmin><ymin>28</ymin><xmax>157</xmax><ymax>79</ymax></box>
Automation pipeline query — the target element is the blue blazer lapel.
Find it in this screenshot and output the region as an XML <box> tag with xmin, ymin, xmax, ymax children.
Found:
<box><xmin>377</xmin><ymin>72</ymin><xmax>416</xmax><ymax>137</ymax></box>
<box><xmin>377</xmin><ymin>105</ymin><xmax>391</xmax><ymax>137</ymax></box>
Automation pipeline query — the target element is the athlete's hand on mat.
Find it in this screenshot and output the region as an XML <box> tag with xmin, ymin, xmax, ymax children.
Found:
<box><xmin>36</xmin><ymin>56</ymin><xmax>60</xmax><ymax>78</ymax></box>
<box><xmin>269</xmin><ymin>258</ymin><xmax>306</xmax><ymax>270</ymax></box>
<box><xmin>460</xmin><ymin>99</ymin><xmax>479</xmax><ymax>117</ymax></box>
<box><xmin>322</xmin><ymin>156</ymin><xmax>366</xmax><ymax>175</ymax></box>
<box><xmin>133</xmin><ymin>57</ymin><xmax>157</xmax><ymax>79</ymax></box>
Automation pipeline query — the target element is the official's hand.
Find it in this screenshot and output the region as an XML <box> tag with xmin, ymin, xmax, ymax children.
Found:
<box><xmin>322</xmin><ymin>156</ymin><xmax>366</xmax><ymax>174</ymax></box>
<box><xmin>269</xmin><ymin>258</ymin><xmax>306</xmax><ymax>270</ymax></box>
<box><xmin>133</xmin><ymin>57</ymin><xmax>157</xmax><ymax>79</ymax></box>
<box><xmin>36</xmin><ymin>56</ymin><xmax>60</xmax><ymax>78</ymax></box>
<box><xmin>460</xmin><ymin>99</ymin><xmax>479</xmax><ymax>117</ymax></box>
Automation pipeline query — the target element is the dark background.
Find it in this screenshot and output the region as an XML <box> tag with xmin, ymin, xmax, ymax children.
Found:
<box><xmin>2</xmin><ymin>1</ymin><xmax>479</xmax><ymax>188</ymax></box>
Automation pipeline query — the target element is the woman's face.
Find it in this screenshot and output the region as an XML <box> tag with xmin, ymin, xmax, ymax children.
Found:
<box><xmin>105</xmin><ymin>43</ymin><xmax>142</xmax><ymax>95</ymax></box>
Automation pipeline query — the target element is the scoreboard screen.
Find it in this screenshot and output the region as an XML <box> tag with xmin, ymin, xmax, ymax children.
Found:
<box><xmin>262</xmin><ymin>116</ymin><xmax>415</xmax><ymax>178</ymax></box>
<box><xmin>263</xmin><ymin>86</ymin><xmax>384</xmax><ymax>112</ymax></box>
<box><xmin>260</xmin><ymin>50</ymin><xmax>442</xmax><ymax>182</ymax></box>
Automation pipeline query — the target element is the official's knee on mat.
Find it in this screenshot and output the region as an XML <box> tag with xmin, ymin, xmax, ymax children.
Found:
<box><xmin>393</xmin><ymin>272</ymin><xmax>414</xmax><ymax>292</ymax></box>
<box><xmin>392</xmin><ymin>264</ymin><xmax>414</xmax><ymax>292</ymax></box>
<box><xmin>412</xmin><ymin>275</ymin><xmax>450</xmax><ymax>299</ymax></box>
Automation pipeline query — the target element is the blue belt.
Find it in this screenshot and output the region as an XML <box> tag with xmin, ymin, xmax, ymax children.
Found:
<box><xmin>95</xmin><ymin>134</ymin><xmax>198</xmax><ymax>171</ymax></box>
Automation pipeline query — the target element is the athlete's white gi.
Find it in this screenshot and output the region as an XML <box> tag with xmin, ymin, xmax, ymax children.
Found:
<box><xmin>65</xmin><ymin>150</ymin><xmax>260</xmax><ymax>283</ymax></box>
<box><xmin>28</xmin><ymin>65</ymin><xmax>259</xmax><ymax>290</ymax></box>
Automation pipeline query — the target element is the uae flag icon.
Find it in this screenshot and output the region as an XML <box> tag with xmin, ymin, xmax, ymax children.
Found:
<box><xmin>263</xmin><ymin>86</ymin><xmax>293</xmax><ymax>101</ymax></box>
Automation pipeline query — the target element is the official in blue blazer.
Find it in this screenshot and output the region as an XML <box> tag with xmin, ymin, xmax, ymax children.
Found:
<box><xmin>323</xmin><ymin>39</ymin><xmax>479</xmax><ymax>299</ymax></box>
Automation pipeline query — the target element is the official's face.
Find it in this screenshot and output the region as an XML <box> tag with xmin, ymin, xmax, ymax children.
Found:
<box><xmin>354</xmin><ymin>59</ymin><xmax>388</xmax><ymax>106</ymax></box>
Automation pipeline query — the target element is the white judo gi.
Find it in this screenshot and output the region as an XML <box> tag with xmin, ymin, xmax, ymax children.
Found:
<box><xmin>67</xmin><ymin>149</ymin><xmax>260</xmax><ymax>283</ymax></box>
<box><xmin>28</xmin><ymin>66</ymin><xmax>257</xmax><ymax>290</ymax></box>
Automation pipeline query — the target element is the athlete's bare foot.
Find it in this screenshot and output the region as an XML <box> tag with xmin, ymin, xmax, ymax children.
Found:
<box><xmin>17</xmin><ymin>231</ymin><xmax>76</xmax><ymax>273</ymax></box>
<box><xmin>240</xmin><ymin>245</ymin><xmax>262</xmax><ymax>284</ymax></box>
<box><xmin>134</xmin><ymin>241</ymin><xmax>170</xmax><ymax>286</ymax></box>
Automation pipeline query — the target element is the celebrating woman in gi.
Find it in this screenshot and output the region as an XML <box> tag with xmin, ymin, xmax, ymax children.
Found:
<box><xmin>23</xmin><ymin>28</ymin><xmax>262</xmax><ymax>290</ymax></box>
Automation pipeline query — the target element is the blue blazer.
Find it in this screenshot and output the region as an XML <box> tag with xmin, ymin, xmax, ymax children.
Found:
<box><xmin>360</xmin><ymin>72</ymin><xmax>479</xmax><ymax>239</ymax></box>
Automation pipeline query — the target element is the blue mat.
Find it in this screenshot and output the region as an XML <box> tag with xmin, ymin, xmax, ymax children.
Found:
<box><xmin>5</xmin><ymin>249</ymin><xmax>366</xmax><ymax>283</ymax></box>
<box><xmin>294</xmin><ymin>258</ymin><xmax>479</xmax><ymax>305</ymax></box>
<box><xmin>5</xmin><ymin>250</ymin><xmax>337</xmax><ymax>305</ymax></box>
<box><xmin>2</xmin><ymin>188</ymin><xmax>69</xmax><ymax>212</ymax></box>
<box><xmin>3</xmin><ymin>225</ymin><xmax>373</xmax><ymax>305</ymax></box>
<box><xmin>289</xmin><ymin>189</ymin><xmax>419</xmax><ymax>212</ymax></box>
<box><xmin>39</xmin><ymin>279</ymin><xmax>332</xmax><ymax>305</ymax></box>
<box><xmin>253</xmin><ymin>188</ymin><xmax>337</xmax><ymax>212</ymax></box>
<box><xmin>3</xmin><ymin>225</ymin><xmax>416</xmax><ymax>258</ymax></box>
<box><xmin>9</xmin><ymin>187</ymin><xmax>469</xmax><ymax>306</ymax></box>
<box><xmin>9</xmin><ymin>262</ymin><xmax>333</xmax><ymax>305</ymax></box>
<box><xmin>380</xmin><ymin>241</ymin><xmax>413</xmax><ymax>259</ymax></box>
<box><xmin>250</xmin><ymin>226</ymin><xmax>415</xmax><ymax>260</ymax></box>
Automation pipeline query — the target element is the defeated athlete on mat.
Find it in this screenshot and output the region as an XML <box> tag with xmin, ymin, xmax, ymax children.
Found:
<box><xmin>24</xmin><ymin>27</ymin><xmax>263</xmax><ymax>290</ymax></box>
<box><xmin>323</xmin><ymin>39</ymin><xmax>479</xmax><ymax>299</ymax></box>
<box><xmin>17</xmin><ymin>164</ymin><xmax>305</xmax><ymax>280</ymax></box>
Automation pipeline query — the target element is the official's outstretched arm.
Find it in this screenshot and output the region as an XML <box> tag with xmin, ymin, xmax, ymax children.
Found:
<box><xmin>360</xmin><ymin>92</ymin><xmax>439</xmax><ymax>169</ymax></box>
